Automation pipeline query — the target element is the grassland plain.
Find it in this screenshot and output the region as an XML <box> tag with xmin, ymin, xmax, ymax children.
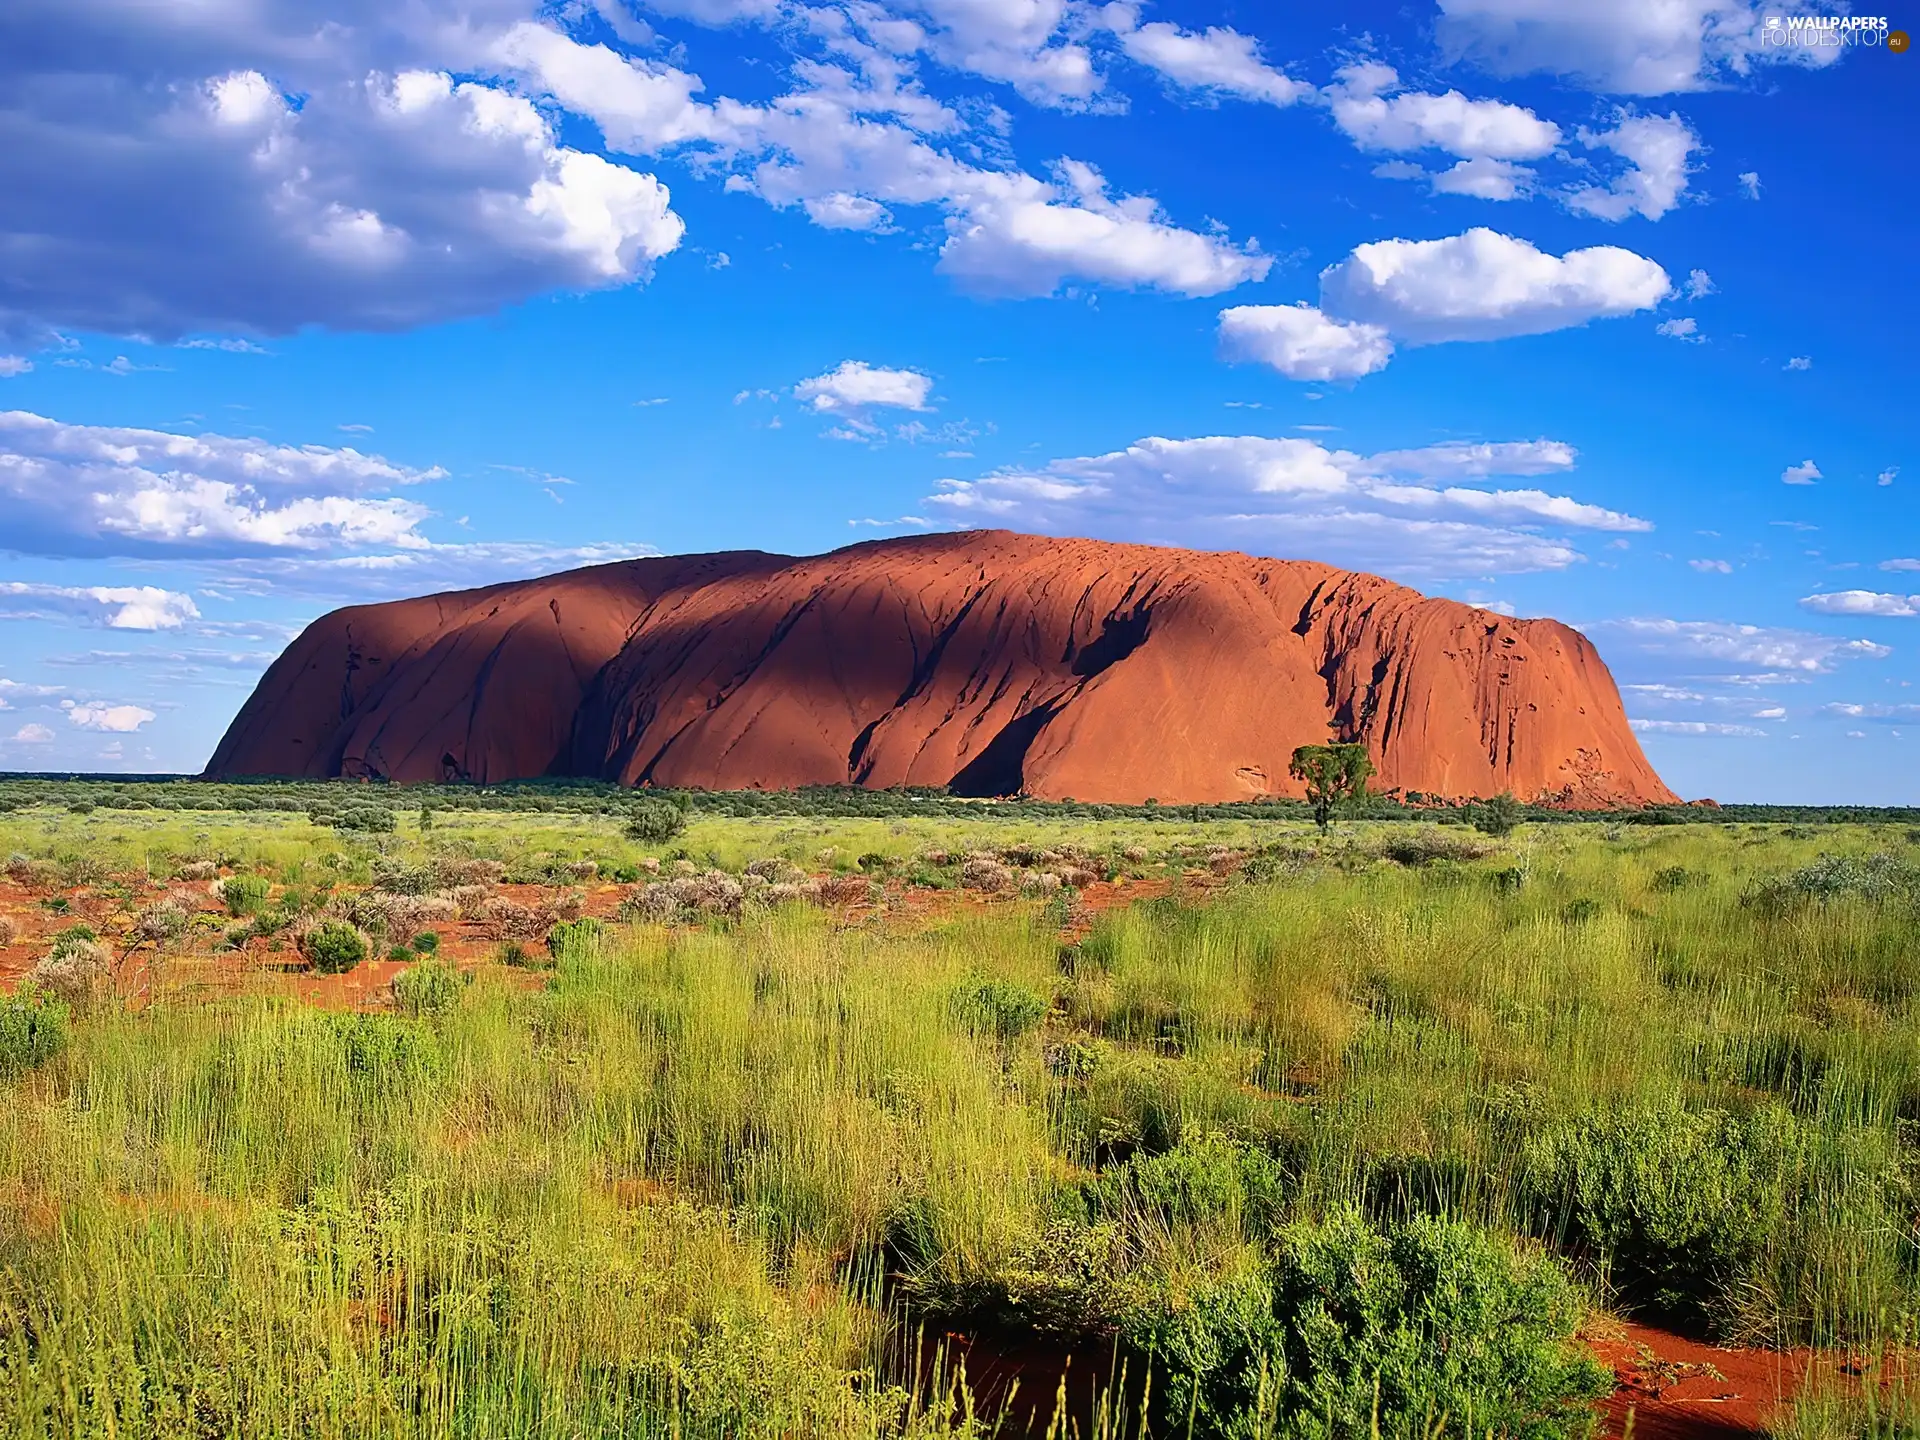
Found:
<box><xmin>4</xmin><ymin>791</ymin><xmax>1920</xmax><ymax>1439</ymax></box>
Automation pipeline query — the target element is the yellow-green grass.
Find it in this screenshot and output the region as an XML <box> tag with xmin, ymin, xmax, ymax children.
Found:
<box><xmin>3</xmin><ymin>814</ymin><xmax>1920</xmax><ymax>1437</ymax></box>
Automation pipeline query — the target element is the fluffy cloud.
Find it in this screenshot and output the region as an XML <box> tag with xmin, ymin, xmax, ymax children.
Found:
<box><xmin>0</xmin><ymin>411</ymin><xmax>442</xmax><ymax>558</ymax></box>
<box><xmin>1328</xmin><ymin>62</ymin><xmax>1561</xmax><ymax>160</ymax></box>
<box><xmin>1800</xmin><ymin>591</ymin><xmax>1920</xmax><ymax>618</ymax></box>
<box><xmin>8</xmin><ymin>723</ymin><xmax>55</xmax><ymax>744</ymax></box>
<box><xmin>922</xmin><ymin>432</ymin><xmax>1646</xmax><ymax>577</ymax></box>
<box><xmin>0</xmin><ymin>357</ymin><xmax>31</xmax><ymax>378</ymax></box>
<box><xmin>795</xmin><ymin>361</ymin><xmax>934</xmax><ymax>413</ymax></box>
<box><xmin>503</xmin><ymin>28</ymin><xmax>1272</xmax><ymax>299</ymax></box>
<box><xmin>62</xmin><ymin>699</ymin><xmax>156</xmax><ymax>732</ymax></box>
<box><xmin>1321</xmin><ymin>229</ymin><xmax>1673</xmax><ymax>343</ymax></box>
<box><xmin>1435</xmin><ymin>0</ymin><xmax>1844</xmax><ymax>95</ymax></box>
<box><xmin>1782</xmin><ymin>460</ymin><xmax>1821</xmax><ymax>485</ymax></box>
<box><xmin>1657</xmin><ymin>317</ymin><xmax>1703</xmax><ymax>341</ymax></box>
<box><xmin>1588</xmin><ymin>617</ymin><xmax>1892</xmax><ymax>673</ymax></box>
<box><xmin>1224</xmin><ymin>229</ymin><xmax>1669</xmax><ymax>381</ymax></box>
<box><xmin>1682</xmin><ymin>269</ymin><xmax>1716</xmax><ymax>299</ymax></box>
<box><xmin>1689</xmin><ymin>559</ymin><xmax>1732</xmax><ymax>573</ymax></box>
<box><xmin>0</xmin><ymin>4</ymin><xmax>686</xmax><ymax>342</ymax></box>
<box><xmin>1218</xmin><ymin>305</ymin><xmax>1394</xmax><ymax>382</ymax></box>
<box><xmin>1566</xmin><ymin>110</ymin><xmax>1700</xmax><ymax>221</ymax></box>
<box><xmin>1103</xmin><ymin>7</ymin><xmax>1309</xmax><ymax>106</ymax></box>
<box><xmin>1738</xmin><ymin>171</ymin><xmax>1762</xmax><ymax>199</ymax></box>
<box><xmin>0</xmin><ymin>582</ymin><xmax>200</xmax><ymax>629</ymax></box>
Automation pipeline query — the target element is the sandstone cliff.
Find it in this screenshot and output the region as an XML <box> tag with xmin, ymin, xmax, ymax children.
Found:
<box><xmin>205</xmin><ymin>531</ymin><xmax>1675</xmax><ymax>806</ymax></box>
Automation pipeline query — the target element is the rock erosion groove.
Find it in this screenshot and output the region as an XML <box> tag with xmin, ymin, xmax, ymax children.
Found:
<box><xmin>206</xmin><ymin>531</ymin><xmax>1676</xmax><ymax>806</ymax></box>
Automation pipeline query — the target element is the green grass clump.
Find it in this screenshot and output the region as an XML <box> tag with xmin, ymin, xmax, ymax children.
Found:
<box><xmin>1125</xmin><ymin>1207</ymin><xmax>1609</xmax><ymax>1440</ymax></box>
<box><xmin>0</xmin><ymin>986</ymin><xmax>68</xmax><ymax>1077</ymax></box>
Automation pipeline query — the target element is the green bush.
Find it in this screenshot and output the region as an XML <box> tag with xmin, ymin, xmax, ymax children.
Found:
<box><xmin>1650</xmin><ymin>866</ymin><xmax>1697</xmax><ymax>892</ymax></box>
<box><xmin>332</xmin><ymin>805</ymin><xmax>396</xmax><ymax>834</ymax></box>
<box><xmin>954</xmin><ymin>976</ymin><xmax>1049</xmax><ymax>1042</ymax></box>
<box><xmin>0</xmin><ymin>986</ymin><xmax>71</xmax><ymax>1078</ymax></box>
<box><xmin>220</xmin><ymin>874</ymin><xmax>271</xmax><ymax>918</ymax></box>
<box><xmin>545</xmin><ymin>917</ymin><xmax>604</xmax><ymax>963</ymax></box>
<box><xmin>392</xmin><ymin>960</ymin><xmax>465</xmax><ymax>1017</ymax></box>
<box><xmin>1517</xmin><ymin>1099</ymin><xmax>1900</xmax><ymax>1339</ymax></box>
<box><xmin>301</xmin><ymin>921</ymin><xmax>369</xmax><ymax>975</ymax></box>
<box><xmin>623</xmin><ymin>799</ymin><xmax>687</xmax><ymax>846</ymax></box>
<box><xmin>1126</xmin><ymin>1208</ymin><xmax>1608</xmax><ymax>1440</ymax></box>
<box><xmin>1472</xmin><ymin>792</ymin><xmax>1525</xmax><ymax>837</ymax></box>
<box><xmin>409</xmin><ymin>930</ymin><xmax>441</xmax><ymax>954</ymax></box>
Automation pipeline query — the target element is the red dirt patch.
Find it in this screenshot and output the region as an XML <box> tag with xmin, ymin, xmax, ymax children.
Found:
<box><xmin>1589</xmin><ymin>1320</ymin><xmax>1831</xmax><ymax>1439</ymax></box>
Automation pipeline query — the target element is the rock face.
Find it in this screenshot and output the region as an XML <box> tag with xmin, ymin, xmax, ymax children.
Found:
<box><xmin>206</xmin><ymin>531</ymin><xmax>1676</xmax><ymax>806</ymax></box>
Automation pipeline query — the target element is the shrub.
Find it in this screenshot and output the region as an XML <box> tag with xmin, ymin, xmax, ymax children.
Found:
<box><xmin>623</xmin><ymin>799</ymin><xmax>687</xmax><ymax>846</ymax></box>
<box><xmin>129</xmin><ymin>899</ymin><xmax>190</xmax><ymax>946</ymax></box>
<box><xmin>816</xmin><ymin>874</ymin><xmax>876</xmax><ymax>906</ymax></box>
<box><xmin>1743</xmin><ymin>854</ymin><xmax>1918</xmax><ymax>913</ymax></box>
<box><xmin>1125</xmin><ymin>1208</ymin><xmax>1608</xmax><ymax>1440</ymax></box>
<box><xmin>0</xmin><ymin>915</ymin><xmax>17</xmax><ymax>947</ymax></box>
<box><xmin>1518</xmin><ymin>1098</ymin><xmax>1908</xmax><ymax>1343</ymax></box>
<box><xmin>219</xmin><ymin>874</ymin><xmax>271</xmax><ymax>918</ymax></box>
<box><xmin>1472</xmin><ymin>792</ymin><xmax>1526</xmax><ymax>837</ymax></box>
<box><xmin>32</xmin><ymin>932</ymin><xmax>112</xmax><ymax>1010</ymax></box>
<box><xmin>174</xmin><ymin>859</ymin><xmax>219</xmax><ymax>882</ymax></box>
<box><xmin>1650</xmin><ymin>865</ymin><xmax>1697</xmax><ymax>893</ymax></box>
<box><xmin>392</xmin><ymin>960</ymin><xmax>464</xmax><ymax>1017</ymax></box>
<box><xmin>333</xmin><ymin>805</ymin><xmax>396</xmax><ymax>834</ymax></box>
<box><xmin>545</xmin><ymin>917</ymin><xmax>604</xmax><ymax>962</ymax></box>
<box><xmin>961</xmin><ymin>858</ymin><xmax>1013</xmax><ymax>892</ymax></box>
<box><xmin>409</xmin><ymin>930</ymin><xmax>440</xmax><ymax>954</ymax></box>
<box><xmin>477</xmin><ymin>897</ymin><xmax>546</xmax><ymax>941</ymax></box>
<box><xmin>955</xmin><ymin>976</ymin><xmax>1049</xmax><ymax>1042</ymax></box>
<box><xmin>1560</xmin><ymin>897</ymin><xmax>1602</xmax><ymax>925</ymax></box>
<box><xmin>1380</xmin><ymin>829</ymin><xmax>1496</xmax><ymax>867</ymax></box>
<box><xmin>301</xmin><ymin>921</ymin><xmax>369</xmax><ymax>975</ymax></box>
<box><xmin>0</xmin><ymin>986</ymin><xmax>70</xmax><ymax>1078</ymax></box>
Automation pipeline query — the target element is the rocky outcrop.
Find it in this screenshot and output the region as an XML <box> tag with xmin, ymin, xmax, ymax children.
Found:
<box><xmin>206</xmin><ymin>531</ymin><xmax>1676</xmax><ymax>806</ymax></box>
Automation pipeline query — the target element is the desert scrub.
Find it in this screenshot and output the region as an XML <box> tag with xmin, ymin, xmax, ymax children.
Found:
<box><xmin>300</xmin><ymin>920</ymin><xmax>369</xmax><ymax>974</ymax></box>
<box><xmin>0</xmin><ymin>985</ymin><xmax>70</xmax><ymax>1076</ymax></box>
<box><xmin>1124</xmin><ymin>1208</ymin><xmax>1608</xmax><ymax>1440</ymax></box>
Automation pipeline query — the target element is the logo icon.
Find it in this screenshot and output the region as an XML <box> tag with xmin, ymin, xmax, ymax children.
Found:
<box><xmin>1891</xmin><ymin>27</ymin><xmax>1912</xmax><ymax>50</ymax></box>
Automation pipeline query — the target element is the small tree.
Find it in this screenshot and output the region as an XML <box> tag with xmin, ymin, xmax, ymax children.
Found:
<box><xmin>623</xmin><ymin>798</ymin><xmax>687</xmax><ymax>846</ymax></box>
<box><xmin>1473</xmin><ymin>792</ymin><xmax>1525</xmax><ymax>837</ymax></box>
<box><xmin>1288</xmin><ymin>744</ymin><xmax>1375</xmax><ymax>833</ymax></box>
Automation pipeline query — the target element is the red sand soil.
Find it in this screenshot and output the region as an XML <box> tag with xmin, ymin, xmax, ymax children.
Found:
<box><xmin>1587</xmin><ymin>1319</ymin><xmax>1832</xmax><ymax>1439</ymax></box>
<box><xmin>205</xmin><ymin>529</ymin><xmax>1674</xmax><ymax>807</ymax></box>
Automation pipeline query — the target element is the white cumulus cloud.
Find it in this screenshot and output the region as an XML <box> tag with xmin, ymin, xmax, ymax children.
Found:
<box><xmin>1328</xmin><ymin>62</ymin><xmax>1561</xmax><ymax>161</ymax></box>
<box><xmin>1589</xmin><ymin>616</ymin><xmax>1891</xmax><ymax>673</ymax></box>
<box><xmin>1782</xmin><ymin>460</ymin><xmax>1821</xmax><ymax>485</ymax></box>
<box><xmin>0</xmin><ymin>582</ymin><xmax>201</xmax><ymax>630</ymax></box>
<box><xmin>1800</xmin><ymin>591</ymin><xmax>1920</xmax><ymax>618</ymax></box>
<box><xmin>62</xmin><ymin>700</ymin><xmax>157</xmax><ymax>732</ymax></box>
<box><xmin>1224</xmin><ymin>229</ymin><xmax>1670</xmax><ymax>381</ymax></box>
<box><xmin>1566</xmin><ymin>109</ymin><xmax>1700</xmax><ymax>221</ymax></box>
<box><xmin>0</xmin><ymin>410</ymin><xmax>443</xmax><ymax>558</ymax></box>
<box><xmin>795</xmin><ymin>361</ymin><xmax>935</xmax><ymax>413</ymax></box>
<box><xmin>1102</xmin><ymin>7</ymin><xmax>1309</xmax><ymax>106</ymax></box>
<box><xmin>1436</xmin><ymin>0</ymin><xmax>1846</xmax><ymax>95</ymax></box>
<box><xmin>0</xmin><ymin>10</ymin><xmax>687</xmax><ymax>343</ymax></box>
<box><xmin>9</xmin><ymin>723</ymin><xmax>55</xmax><ymax>744</ymax></box>
<box><xmin>1218</xmin><ymin>305</ymin><xmax>1394</xmax><ymax>383</ymax></box>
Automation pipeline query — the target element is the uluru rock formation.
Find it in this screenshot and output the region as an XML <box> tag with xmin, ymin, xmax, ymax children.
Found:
<box><xmin>206</xmin><ymin>531</ymin><xmax>1676</xmax><ymax>807</ymax></box>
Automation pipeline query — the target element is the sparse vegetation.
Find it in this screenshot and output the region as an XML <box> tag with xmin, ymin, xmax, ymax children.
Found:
<box><xmin>2</xmin><ymin>782</ymin><xmax>1920</xmax><ymax>1436</ymax></box>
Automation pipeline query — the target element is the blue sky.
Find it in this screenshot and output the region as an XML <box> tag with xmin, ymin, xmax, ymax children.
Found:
<box><xmin>0</xmin><ymin>0</ymin><xmax>1913</xmax><ymax>802</ymax></box>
